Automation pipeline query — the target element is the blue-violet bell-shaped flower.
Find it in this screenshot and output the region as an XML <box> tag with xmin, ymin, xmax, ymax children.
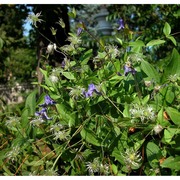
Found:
<box><xmin>35</xmin><ymin>107</ymin><xmax>52</xmax><ymax>120</ymax></box>
<box><xmin>83</xmin><ymin>83</ymin><xmax>101</xmax><ymax>98</ymax></box>
<box><xmin>39</xmin><ymin>95</ymin><xmax>56</xmax><ymax>107</ymax></box>
<box><xmin>117</xmin><ymin>18</ymin><xmax>125</xmax><ymax>30</ymax></box>
<box><xmin>124</xmin><ymin>65</ymin><xmax>136</xmax><ymax>76</ymax></box>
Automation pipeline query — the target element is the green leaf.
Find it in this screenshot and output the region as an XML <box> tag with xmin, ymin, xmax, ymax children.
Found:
<box><xmin>56</xmin><ymin>104</ymin><xmax>76</xmax><ymax>127</ymax></box>
<box><xmin>80</xmin><ymin>128</ymin><xmax>101</xmax><ymax>146</ymax></box>
<box><xmin>25</xmin><ymin>89</ymin><xmax>37</xmax><ymax>116</ymax></box>
<box><xmin>112</xmin><ymin>164</ymin><xmax>118</xmax><ymax>175</ymax></box>
<box><xmin>165</xmin><ymin>107</ymin><xmax>180</xmax><ymax>125</ymax></box>
<box><xmin>166</xmin><ymin>35</ymin><xmax>177</xmax><ymax>46</ymax></box>
<box><xmin>3</xmin><ymin>165</ymin><xmax>14</xmax><ymax>175</ymax></box>
<box><xmin>24</xmin><ymin>159</ymin><xmax>44</xmax><ymax>166</ymax></box>
<box><xmin>62</xmin><ymin>72</ymin><xmax>76</xmax><ymax>80</ymax></box>
<box><xmin>116</xmin><ymin>37</ymin><xmax>123</xmax><ymax>45</ymax></box>
<box><xmin>146</xmin><ymin>142</ymin><xmax>162</xmax><ymax>168</ymax></box>
<box><xmin>80</xmin><ymin>49</ymin><xmax>92</xmax><ymax>65</ymax></box>
<box><xmin>146</xmin><ymin>39</ymin><xmax>166</xmax><ymax>47</ymax></box>
<box><xmin>109</xmin><ymin>74</ymin><xmax>123</xmax><ymax>86</ymax></box>
<box><xmin>112</xmin><ymin>147</ymin><xmax>125</xmax><ymax>165</ymax></box>
<box><xmin>140</xmin><ymin>60</ymin><xmax>160</xmax><ymax>83</ymax></box>
<box><xmin>162</xmin><ymin>48</ymin><xmax>180</xmax><ymax>82</ymax></box>
<box><xmin>0</xmin><ymin>38</ymin><xmax>4</xmax><ymax>49</ymax></box>
<box><xmin>129</xmin><ymin>40</ymin><xmax>145</xmax><ymax>47</ymax></box>
<box><xmin>163</xmin><ymin>22</ymin><xmax>171</xmax><ymax>36</ymax></box>
<box><xmin>21</xmin><ymin>107</ymin><xmax>29</xmax><ymax>128</ymax></box>
<box><xmin>68</xmin><ymin>7</ymin><xmax>76</xmax><ymax>19</ymax></box>
<box><xmin>160</xmin><ymin>156</ymin><xmax>180</xmax><ymax>170</ymax></box>
<box><xmin>164</xmin><ymin>127</ymin><xmax>180</xmax><ymax>143</ymax></box>
<box><xmin>134</xmin><ymin>139</ymin><xmax>145</xmax><ymax>151</ymax></box>
<box><xmin>141</xmin><ymin>94</ymin><xmax>150</xmax><ymax>105</ymax></box>
<box><xmin>165</xmin><ymin>87</ymin><xmax>175</xmax><ymax>104</ymax></box>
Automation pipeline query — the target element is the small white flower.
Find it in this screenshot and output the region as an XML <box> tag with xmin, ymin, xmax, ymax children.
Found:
<box><xmin>122</xmin><ymin>149</ymin><xmax>142</xmax><ymax>168</ymax></box>
<box><xmin>168</xmin><ymin>74</ymin><xmax>179</xmax><ymax>82</ymax></box>
<box><xmin>5</xmin><ymin>116</ymin><xmax>20</xmax><ymax>128</ymax></box>
<box><xmin>144</xmin><ymin>80</ymin><xmax>152</xmax><ymax>87</ymax></box>
<box><xmin>153</xmin><ymin>124</ymin><xmax>163</xmax><ymax>135</ymax></box>
<box><xmin>6</xmin><ymin>146</ymin><xmax>21</xmax><ymax>162</ymax></box>
<box><xmin>30</xmin><ymin>117</ymin><xmax>44</xmax><ymax>127</ymax></box>
<box><xmin>86</xmin><ymin>157</ymin><xmax>109</xmax><ymax>175</ymax></box>
<box><xmin>49</xmin><ymin>75</ymin><xmax>58</xmax><ymax>83</ymax></box>
<box><xmin>27</xmin><ymin>12</ymin><xmax>43</xmax><ymax>27</ymax></box>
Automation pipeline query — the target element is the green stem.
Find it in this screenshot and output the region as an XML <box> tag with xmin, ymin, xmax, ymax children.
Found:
<box><xmin>102</xmin><ymin>93</ymin><xmax>123</xmax><ymax>116</ymax></box>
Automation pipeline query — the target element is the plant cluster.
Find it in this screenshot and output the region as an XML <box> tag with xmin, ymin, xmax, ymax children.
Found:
<box><xmin>0</xmin><ymin>8</ymin><xmax>180</xmax><ymax>176</ymax></box>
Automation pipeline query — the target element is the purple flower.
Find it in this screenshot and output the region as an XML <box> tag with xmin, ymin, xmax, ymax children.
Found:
<box><xmin>124</xmin><ymin>65</ymin><xmax>136</xmax><ymax>76</ymax></box>
<box><xmin>83</xmin><ymin>83</ymin><xmax>101</xmax><ymax>98</ymax></box>
<box><xmin>117</xmin><ymin>18</ymin><xmax>125</xmax><ymax>30</ymax></box>
<box><xmin>77</xmin><ymin>27</ymin><xmax>83</xmax><ymax>36</ymax></box>
<box><xmin>39</xmin><ymin>95</ymin><xmax>56</xmax><ymax>107</ymax></box>
<box><xmin>35</xmin><ymin>107</ymin><xmax>52</xmax><ymax>120</ymax></box>
<box><xmin>61</xmin><ymin>60</ymin><xmax>65</xmax><ymax>68</ymax></box>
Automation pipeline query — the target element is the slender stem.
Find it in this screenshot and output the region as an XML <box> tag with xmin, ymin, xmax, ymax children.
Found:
<box><xmin>51</xmin><ymin>124</ymin><xmax>84</xmax><ymax>170</ymax></box>
<box><xmin>102</xmin><ymin>93</ymin><xmax>123</xmax><ymax>116</ymax></box>
<box><xmin>14</xmin><ymin>155</ymin><xmax>29</xmax><ymax>175</ymax></box>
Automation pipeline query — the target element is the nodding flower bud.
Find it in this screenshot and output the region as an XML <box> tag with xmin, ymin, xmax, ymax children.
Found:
<box><xmin>77</xmin><ymin>27</ymin><xmax>83</xmax><ymax>36</ymax></box>
<box><xmin>47</xmin><ymin>43</ymin><xmax>57</xmax><ymax>54</ymax></box>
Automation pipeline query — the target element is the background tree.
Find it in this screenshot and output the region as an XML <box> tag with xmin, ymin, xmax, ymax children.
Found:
<box><xmin>0</xmin><ymin>4</ymin><xmax>36</xmax><ymax>84</ymax></box>
<box><xmin>29</xmin><ymin>4</ymin><xmax>70</xmax><ymax>66</ymax></box>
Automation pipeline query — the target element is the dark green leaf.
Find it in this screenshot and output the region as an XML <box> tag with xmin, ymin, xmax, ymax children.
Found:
<box><xmin>162</xmin><ymin>48</ymin><xmax>180</xmax><ymax>82</ymax></box>
<box><xmin>146</xmin><ymin>142</ymin><xmax>162</xmax><ymax>168</ymax></box>
<box><xmin>80</xmin><ymin>49</ymin><xmax>92</xmax><ymax>65</ymax></box>
<box><xmin>165</xmin><ymin>107</ymin><xmax>180</xmax><ymax>125</ymax></box>
<box><xmin>80</xmin><ymin>128</ymin><xmax>101</xmax><ymax>146</ymax></box>
<box><xmin>56</xmin><ymin>104</ymin><xmax>76</xmax><ymax>127</ymax></box>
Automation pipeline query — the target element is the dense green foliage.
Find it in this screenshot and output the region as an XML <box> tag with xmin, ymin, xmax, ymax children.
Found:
<box><xmin>0</xmin><ymin>5</ymin><xmax>180</xmax><ymax>176</ymax></box>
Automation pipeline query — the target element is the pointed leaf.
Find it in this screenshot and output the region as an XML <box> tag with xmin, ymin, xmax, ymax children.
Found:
<box><xmin>62</xmin><ymin>72</ymin><xmax>76</xmax><ymax>80</ymax></box>
<box><xmin>146</xmin><ymin>142</ymin><xmax>162</xmax><ymax>168</ymax></box>
<box><xmin>161</xmin><ymin>156</ymin><xmax>180</xmax><ymax>170</ymax></box>
<box><xmin>167</xmin><ymin>35</ymin><xmax>177</xmax><ymax>46</ymax></box>
<box><xmin>140</xmin><ymin>60</ymin><xmax>160</xmax><ymax>83</ymax></box>
<box><xmin>146</xmin><ymin>39</ymin><xmax>165</xmax><ymax>47</ymax></box>
<box><xmin>163</xmin><ymin>22</ymin><xmax>171</xmax><ymax>36</ymax></box>
<box><xmin>162</xmin><ymin>48</ymin><xmax>180</xmax><ymax>82</ymax></box>
<box><xmin>25</xmin><ymin>89</ymin><xmax>37</xmax><ymax>116</ymax></box>
<box><xmin>80</xmin><ymin>128</ymin><xmax>101</xmax><ymax>146</ymax></box>
<box><xmin>129</xmin><ymin>40</ymin><xmax>145</xmax><ymax>47</ymax></box>
<box><xmin>165</xmin><ymin>107</ymin><xmax>180</xmax><ymax>125</ymax></box>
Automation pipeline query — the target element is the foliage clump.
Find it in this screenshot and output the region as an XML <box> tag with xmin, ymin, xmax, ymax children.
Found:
<box><xmin>0</xmin><ymin>6</ymin><xmax>180</xmax><ymax>176</ymax></box>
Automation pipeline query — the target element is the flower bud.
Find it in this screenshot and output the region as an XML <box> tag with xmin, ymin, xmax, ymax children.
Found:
<box><xmin>153</xmin><ymin>124</ymin><xmax>163</xmax><ymax>135</ymax></box>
